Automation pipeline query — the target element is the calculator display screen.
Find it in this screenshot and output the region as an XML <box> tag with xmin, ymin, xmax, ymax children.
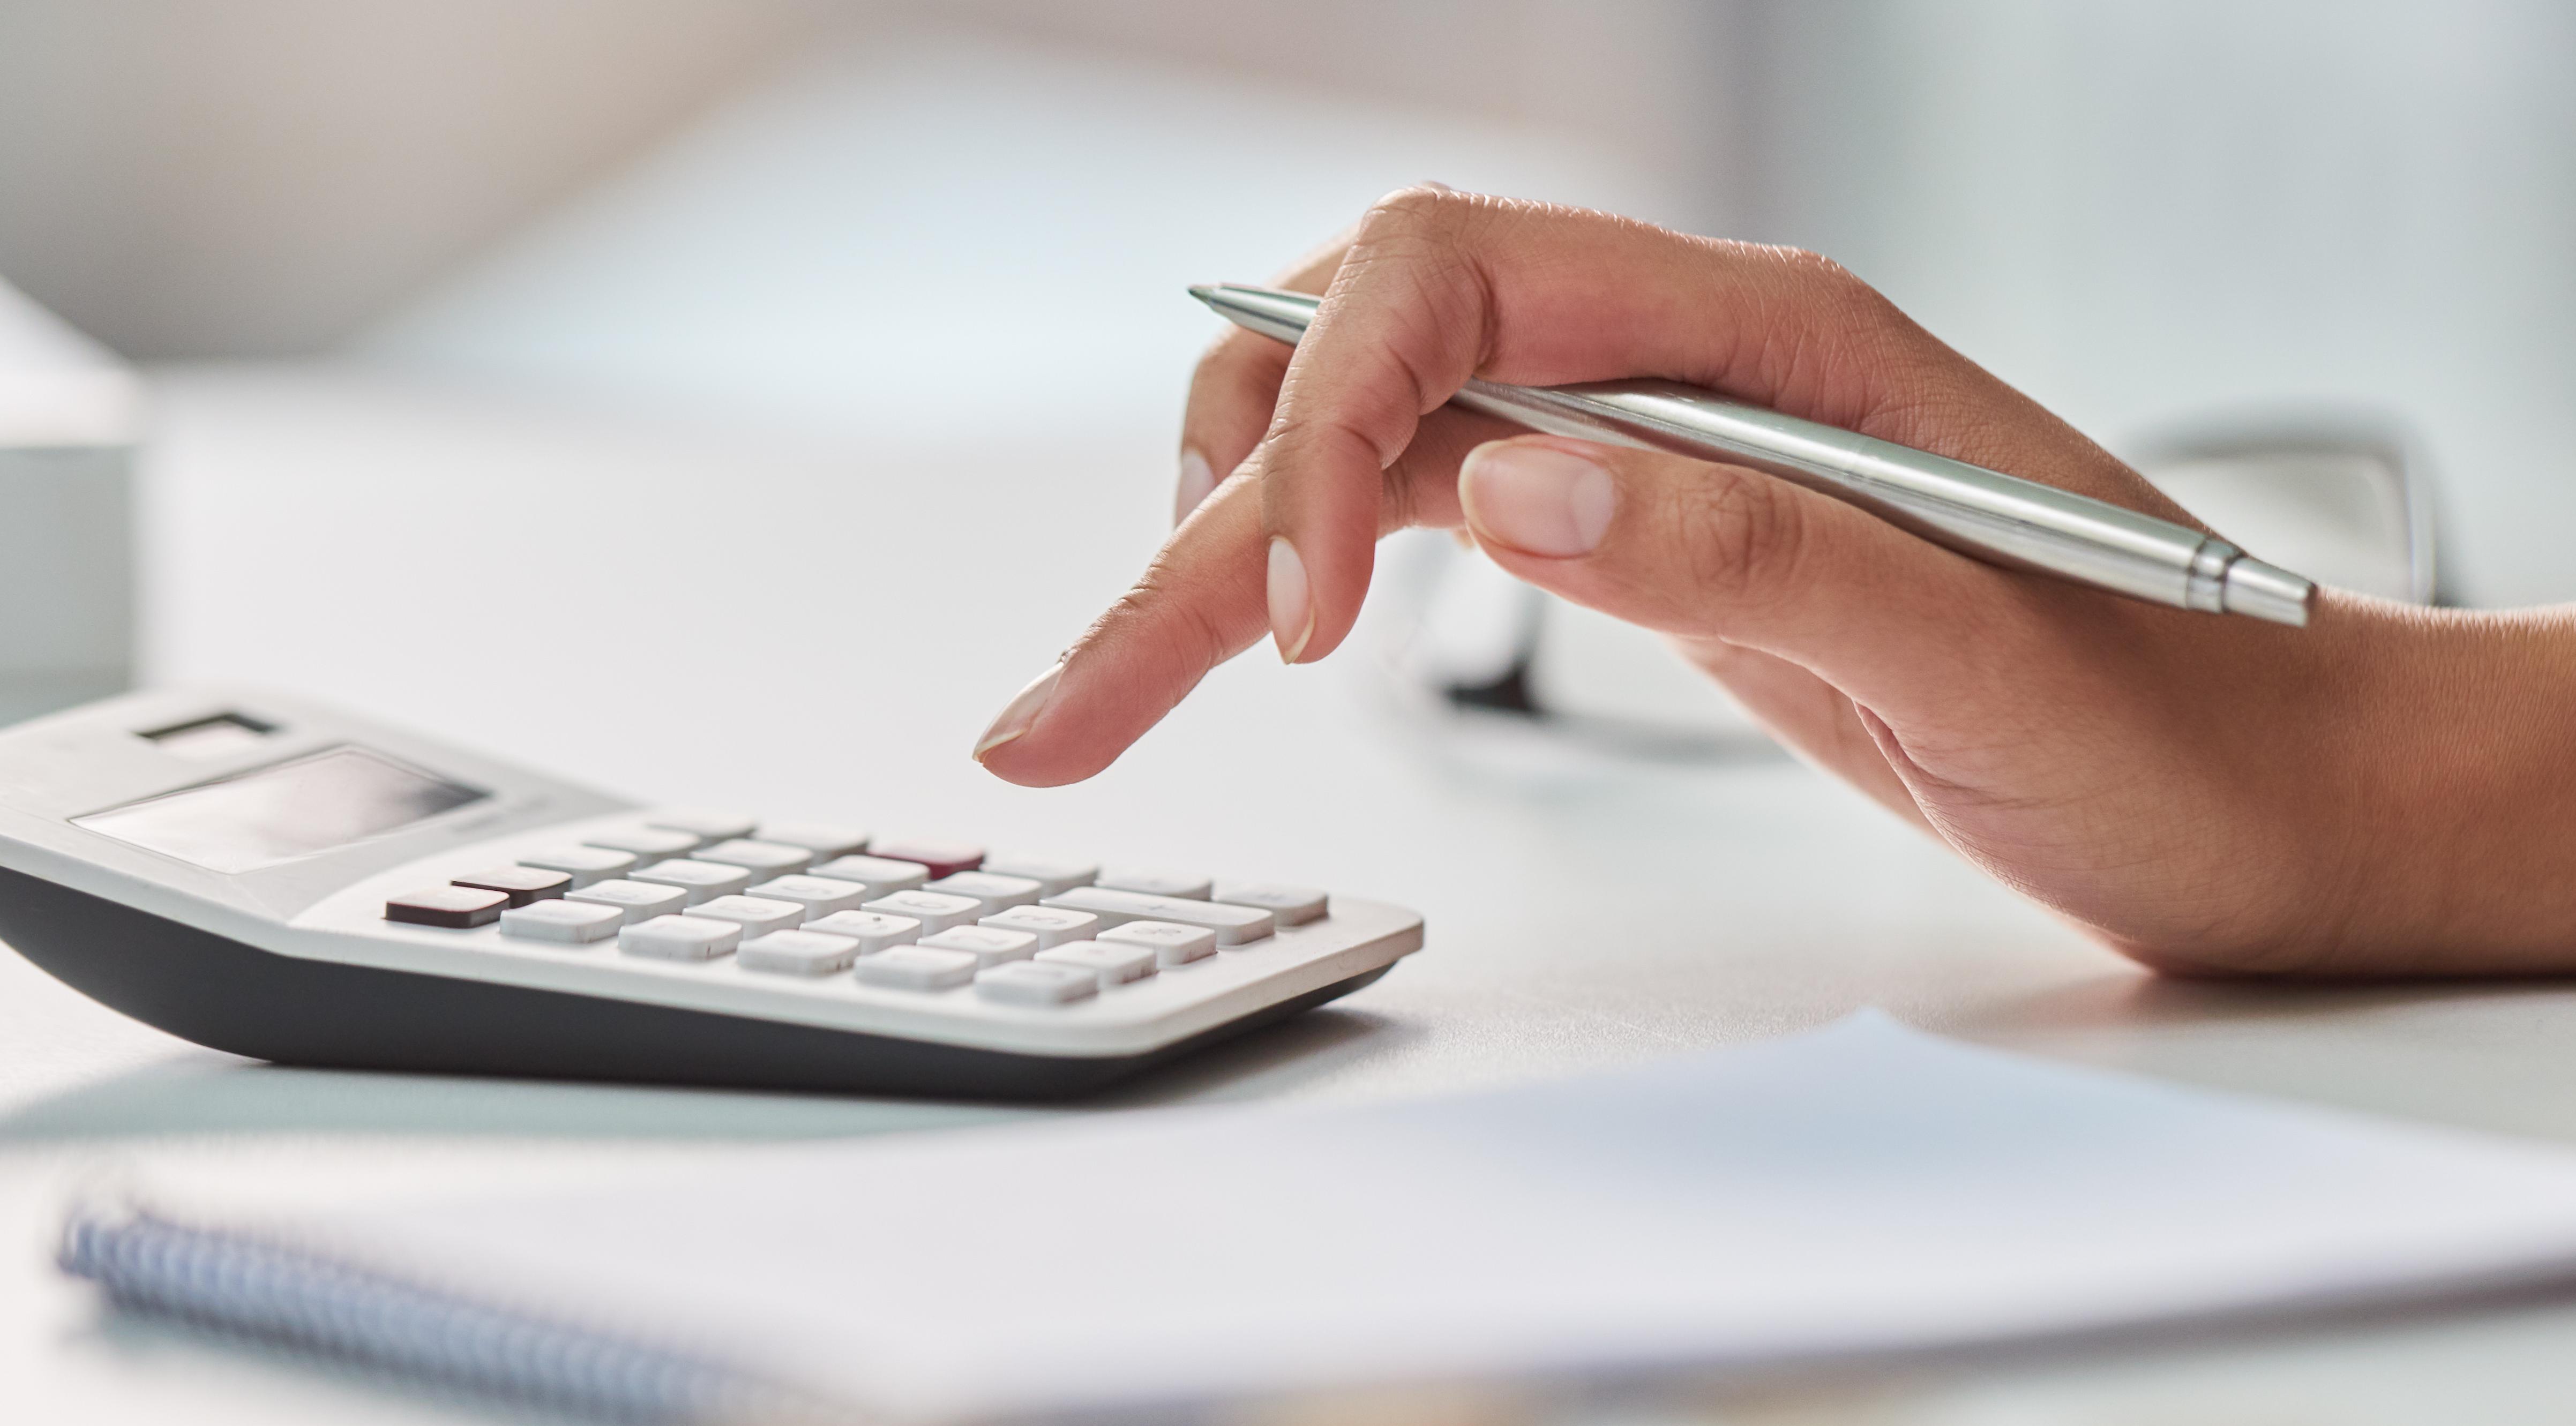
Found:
<box><xmin>74</xmin><ymin>746</ymin><xmax>489</xmax><ymax>874</ymax></box>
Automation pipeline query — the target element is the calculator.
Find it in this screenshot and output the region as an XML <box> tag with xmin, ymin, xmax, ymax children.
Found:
<box><xmin>0</xmin><ymin>688</ymin><xmax>1424</xmax><ymax>1099</ymax></box>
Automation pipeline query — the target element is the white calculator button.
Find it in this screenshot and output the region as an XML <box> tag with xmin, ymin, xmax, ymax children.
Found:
<box><xmin>754</xmin><ymin>822</ymin><xmax>870</xmax><ymax>859</ymax></box>
<box><xmin>686</xmin><ymin>895</ymin><xmax>806</xmax><ymax>940</ymax></box>
<box><xmin>515</xmin><ymin>845</ymin><xmax>638</xmax><ymax>889</ymax></box>
<box><xmin>917</xmin><ymin>925</ymin><xmax>1039</xmax><ymax>969</ymax></box>
<box><xmin>1042</xmin><ymin>888</ymin><xmax>1274</xmax><ymax>945</ymax></box>
<box><xmin>564</xmin><ymin>879</ymin><xmax>691</xmax><ymax>926</ymax></box>
<box><xmin>1212</xmin><ymin>882</ymin><xmax>1329</xmax><ymax>926</ymax></box>
<box><xmin>498</xmin><ymin>898</ymin><xmax>625</xmax><ymax>944</ymax></box>
<box><xmin>580</xmin><ymin>827</ymin><xmax>701</xmax><ymax>866</ymax></box>
<box><xmin>692</xmin><ymin>838</ymin><xmax>813</xmax><ymax>881</ymax></box>
<box><xmin>923</xmin><ymin>871</ymin><xmax>1042</xmax><ymax>914</ymax></box>
<box><xmin>1034</xmin><ymin>940</ymin><xmax>1157</xmax><ymax>987</ymax></box>
<box><xmin>975</xmin><ymin>960</ymin><xmax>1099</xmax><ymax>1005</ymax></box>
<box><xmin>866</xmin><ymin>838</ymin><xmax>984</xmax><ymax>879</ymax></box>
<box><xmin>619</xmin><ymin>914</ymin><xmax>741</xmax><ymax>960</ymax></box>
<box><xmin>853</xmin><ymin>946</ymin><xmax>977</xmax><ymax>991</ymax></box>
<box><xmin>978</xmin><ymin>855</ymin><xmax>1098</xmax><ymax>897</ymax></box>
<box><xmin>644</xmin><ymin>809</ymin><xmax>757</xmax><ymax>844</ymax></box>
<box><xmin>1096</xmin><ymin>919</ymin><xmax>1218</xmax><ymax>966</ymax></box>
<box><xmin>977</xmin><ymin>905</ymin><xmax>1099</xmax><ymax>949</ymax></box>
<box><xmin>737</xmin><ymin>929</ymin><xmax>862</xmax><ymax>977</ymax></box>
<box><xmin>1095</xmin><ymin>869</ymin><xmax>1214</xmax><ymax>900</ymax></box>
<box><xmin>808</xmin><ymin>855</ymin><xmax>930</xmax><ymax>895</ymax></box>
<box><xmin>861</xmin><ymin>890</ymin><xmax>983</xmax><ymax>935</ymax></box>
<box><xmin>804</xmin><ymin>910</ymin><xmax>924</xmax><ymax>954</ymax></box>
<box><xmin>626</xmin><ymin>859</ymin><xmax>755</xmax><ymax>905</ymax></box>
<box><xmin>746</xmin><ymin>875</ymin><xmax>871</xmax><ymax>918</ymax></box>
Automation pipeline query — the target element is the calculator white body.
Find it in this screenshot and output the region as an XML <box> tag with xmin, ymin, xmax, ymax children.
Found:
<box><xmin>0</xmin><ymin>688</ymin><xmax>1423</xmax><ymax>1099</ymax></box>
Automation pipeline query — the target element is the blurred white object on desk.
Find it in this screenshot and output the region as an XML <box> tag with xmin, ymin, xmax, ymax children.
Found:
<box><xmin>2132</xmin><ymin>415</ymin><xmax>2443</xmax><ymax>606</ymax></box>
<box><xmin>0</xmin><ymin>279</ymin><xmax>137</xmax><ymax>725</ymax></box>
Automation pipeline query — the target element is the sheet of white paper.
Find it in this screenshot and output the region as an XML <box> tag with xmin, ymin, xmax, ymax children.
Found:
<box><xmin>162</xmin><ymin>1014</ymin><xmax>2576</xmax><ymax>1419</ymax></box>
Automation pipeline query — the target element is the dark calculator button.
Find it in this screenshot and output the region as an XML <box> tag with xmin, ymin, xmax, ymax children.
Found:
<box><xmin>385</xmin><ymin>885</ymin><xmax>508</xmax><ymax>928</ymax></box>
<box><xmin>864</xmin><ymin>838</ymin><xmax>984</xmax><ymax>879</ymax></box>
<box><xmin>450</xmin><ymin>866</ymin><xmax>572</xmax><ymax>907</ymax></box>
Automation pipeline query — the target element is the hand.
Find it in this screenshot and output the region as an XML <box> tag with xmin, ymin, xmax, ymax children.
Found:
<box><xmin>971</xmin><ymin>187</ymin><xmax>2576</xmax><ymax>977</ymax></box>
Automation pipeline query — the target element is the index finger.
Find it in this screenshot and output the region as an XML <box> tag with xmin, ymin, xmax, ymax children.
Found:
<box><xmin>971</xmin><ymin>404</ymin><xmax>1510</xmax><ymax>786</ymax></box>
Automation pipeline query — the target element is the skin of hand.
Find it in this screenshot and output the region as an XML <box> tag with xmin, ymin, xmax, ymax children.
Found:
<box><xmin>971</xmin><ymin>186</ymin><xmax>2576</xmax><ymax>978</ymax></box>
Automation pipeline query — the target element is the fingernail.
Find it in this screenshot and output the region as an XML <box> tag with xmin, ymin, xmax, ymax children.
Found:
<box><xmin>1459</xmin><ymin>442</ymin><xmax>1616</xmax><ymax>557</ymax></box>
<box><xmin>971</xmin><ymin>661</ymin><xmax>1064</xmax><ymax>760</ymax></box>
<box><xmin>1267</xmin><ymin>537</ymin><xmax>1314</xmax><ymax>664</ymax></box>
<box><xmin>1174</xmin><ymin>449</ymin><xmax>1217</xmax><ymax>525</ymax></box>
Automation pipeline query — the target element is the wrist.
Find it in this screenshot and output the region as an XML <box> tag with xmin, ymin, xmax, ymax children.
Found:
<box><xmin>2319</xmin><ymin>601</ymin><xmax>2576</xmax><ymax>972</ymax></box>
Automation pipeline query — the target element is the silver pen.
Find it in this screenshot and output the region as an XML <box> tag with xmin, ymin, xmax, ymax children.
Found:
<box><xmin>1190</xmin><ymin>283</ymin><xmax>2316</xmax><ymax>627</ymax></box>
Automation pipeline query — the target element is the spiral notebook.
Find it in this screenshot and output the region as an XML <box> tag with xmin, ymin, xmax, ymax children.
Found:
<box><xmin>60</xmin><ymin>1014</ymin><xmax>2576</xmax><ymax>1423</ymax></box>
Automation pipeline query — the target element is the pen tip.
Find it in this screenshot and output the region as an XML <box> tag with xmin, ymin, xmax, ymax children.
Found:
<box><xmin>1186</xmin><ymin>284</ymin><xmax>1220</xmax><ymax>307</ymax></box>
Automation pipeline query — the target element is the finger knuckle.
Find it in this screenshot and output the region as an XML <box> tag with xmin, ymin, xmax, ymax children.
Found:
<box><xmin>1362</xmin><ymin>183</ymin><xmax>1467</xmax><ymax>232</ymax></box>
<box><xmin>1673</xmin><ymin>470</ymin><xmax>1808</xmax><ymax>611</ymax></box>
<box><xmin>1104</xmin><ymin>559</ymin><xmax>1231</xmax><ymax>679</ymax></box>
<box><xmin>1346</xmin><ymin>187</ymin><xmax>1484</xmax><ymax>281</ymax></box>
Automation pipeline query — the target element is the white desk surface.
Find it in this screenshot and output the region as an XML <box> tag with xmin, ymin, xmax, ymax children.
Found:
<box><xmin>11</xmin><ymin>366</ymin><xmax>2576</xmax><ymax>1424</ymax></box>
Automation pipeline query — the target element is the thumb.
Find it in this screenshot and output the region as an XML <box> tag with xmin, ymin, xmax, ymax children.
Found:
<box><xmin>1455</xmin><ymin>434</ymin><xmax>2067</xmax><ymax>718</ymax></box>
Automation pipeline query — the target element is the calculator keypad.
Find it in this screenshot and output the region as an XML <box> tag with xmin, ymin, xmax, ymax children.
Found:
<box><xmin>378</xmin><ymin>823</ymin><xmax>1349</xmax><ymax>1011</ymax></box>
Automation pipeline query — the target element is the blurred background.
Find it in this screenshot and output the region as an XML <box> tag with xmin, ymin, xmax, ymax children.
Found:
<box><xmin>2</xmin><ymin>0</ymin><xmax>2572</xmax><ymax>808</ymax></box>
<box><xmin>20</xmin><ymin>14</ymin><xmax>2576</xmax><ymax>1419</ymax></box>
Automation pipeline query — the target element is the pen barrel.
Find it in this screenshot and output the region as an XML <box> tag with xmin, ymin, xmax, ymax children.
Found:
<box><xmin>1454</xmin><ymin>379</ymin><xmax>2246</xmax><ymax>616</ymax></box>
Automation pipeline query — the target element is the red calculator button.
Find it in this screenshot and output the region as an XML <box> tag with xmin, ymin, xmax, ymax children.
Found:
<box><xmin>385</xmin><ymin>886</ymin><xmax>508</xmax><ymax>928</ymax></box>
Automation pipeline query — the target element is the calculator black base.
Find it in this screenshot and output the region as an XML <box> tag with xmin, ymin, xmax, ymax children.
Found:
<box><xmin>0</xmin><ymin>867</ymin><xmax>1392</xmax><ymax>1101</ymax></box>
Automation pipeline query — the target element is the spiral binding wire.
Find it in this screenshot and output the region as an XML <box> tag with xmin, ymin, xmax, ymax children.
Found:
<box><xmin>57</xmin><ymin>1202</ymin><xmax>819</xmax><ymax>1424</ymax></box>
